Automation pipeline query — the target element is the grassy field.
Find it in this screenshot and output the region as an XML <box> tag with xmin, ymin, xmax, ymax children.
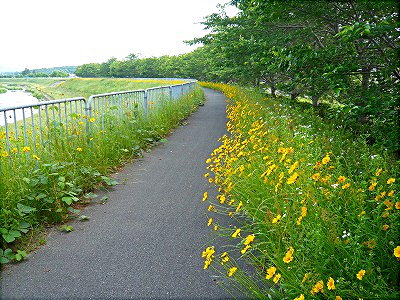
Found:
<box><xmin>199</xmin><ymin>82</ymin><xmax>399</xmax><ymax>299</ymax></box>
<box><xmin>0</xmin><ymin>79</ymin><xmax>202</xmax><ymax>264</ymax></box>
<box><xmin>0</xmin><ymin>78</ymin><xmax>185</xmax><ymax>100</ymax></box>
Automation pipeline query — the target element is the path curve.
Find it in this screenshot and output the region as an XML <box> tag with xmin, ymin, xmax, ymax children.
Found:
<box><xmin>1</xmin><ymin>89</ymin><xmax>234</xmax><ymax>299</ymax></box>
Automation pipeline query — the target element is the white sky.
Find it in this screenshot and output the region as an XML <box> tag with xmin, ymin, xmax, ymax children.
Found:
<box><xmin>0</xmin><ymin>0</ymin><xmax>238</xmax><ymax>72</ymax></box>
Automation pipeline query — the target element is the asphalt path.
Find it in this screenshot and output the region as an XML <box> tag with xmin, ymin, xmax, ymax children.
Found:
<box><xmin>0</xmin><ymin>88</ymin><xmax>237</xmax><ymax>299</ymax></box>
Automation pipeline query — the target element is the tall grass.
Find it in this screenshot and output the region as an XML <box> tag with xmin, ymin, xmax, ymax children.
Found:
<box><xmin>0</xmin><ymin>86</ymin><xmax>204</xmax><ymax>263</ymax></box>
<box><xmin>199</xmin><ymin>82</ymin><xmax>399</xmax><ymax>299</ymax></box>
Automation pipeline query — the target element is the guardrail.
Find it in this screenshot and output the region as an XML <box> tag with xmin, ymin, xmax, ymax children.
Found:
<box><xmin>0</xmin><ymin>80</ymin><xmax>197</xmax><ymax>170</ymax></box>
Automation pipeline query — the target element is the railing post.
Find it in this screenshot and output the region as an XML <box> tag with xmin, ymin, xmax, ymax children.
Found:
<box><xmin>169</xmin><ymin>86</ymin><xmax>173</xmax><ymax>101</ymax></box>
<box><xmin>143</xmin><ymin>90</ymin><xmax>148</xmax><ymax>114</ymax></box>
<box><xmin>85</xmin><ymin>97</ymin><xmax>92</xmax><ymax>138</ymax></box>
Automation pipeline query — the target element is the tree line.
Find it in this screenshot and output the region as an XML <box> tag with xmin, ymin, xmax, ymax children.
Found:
<box><xmin>75</xmin><ymin>0</ymin><xmax>399</xmax><ymax>153</ymax></box>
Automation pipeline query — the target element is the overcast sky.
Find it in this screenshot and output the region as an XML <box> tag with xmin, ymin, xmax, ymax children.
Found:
<box><xmin>0</xmin><ymin>0</ymin><xmax>238</xmax><ymax>72</ymax></box>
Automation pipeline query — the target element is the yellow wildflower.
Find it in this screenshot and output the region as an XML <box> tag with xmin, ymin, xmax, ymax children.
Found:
<box><xmin>272</xmin><ymin>214</ymin><xmax>281</xmax><ymax>224</ymax></box>
<box><xmin>396</xmin><ymin>202</ymin><xmax>400</xmax><ymax>209</ymax></box>
<box><xmin>219</xmin><ymin>194</ymin><xmax>226</xmax><ymax>204</ymax></box>
<box><xmin>206</xmin><ymin>158</ymin><xmax>211</xmax><ymax>164</ymax></box>
<box><xmin>294</xmin><ymin>295</ymin><xmax>305</xmax><ymax>300</ymax></box>
<box><xmin>241</xmin><ymin>245</ymin><xmax>251</xmax><ymax>254</ymax></box>
<box><xmin>22</xmin><ymin>146</ymin><xmax>31</xmax><ymax>152</ymax></box>
<box><xmin>337</xmin><ymin>176</ymin><xmax>346</xmax><ymax>183</ymax></box>
<box><xmin>387</xmin><ymin>178</ymin><xmax>395</xmax><ymax>184</ymax></box>
<box><xmin>221</xmin><ymin>252</ymin><xmax>229</xmax><ymax>264</ymax></box>
<box><xmin>288</xmin><ymin>161</ymin><xmax>299</xmax><ymax>174</ymax></box>
<box><xmin>11</xmin><ymin>147</ymin><xmax>18</xmax><ymax>154</ymax></box>
<box><xmin>244</xmin><ymin>234</ymin><xmax>255</xmax><ymax>245</ymax></box>
<box><xmin>368</xmin><ymin>182</ymin><xmax>377</xmax><ymax>191</ymax></box>
<box><xmin>235</xmin><ymin>201</ymin><xmax>243</xmax><ymax>212</ymax></box>
<box><xmin>204</xmin><ymin>173</ymin><xmax>209</xmax><ymax>178</ymax></box>
<box><xmin>32</xmin><ymin>155</ymin><xmax>40</xmax><ymax>161</ymax></box>
<box><xmin>265</xmin><ymin>266</ymin><xmax>277</xmax><ymax>279</ymax></box>
<box><xmin>302</xmin><ymin>273</ymin><xmax>309</xmax><ymax>283</ymax></box>
<box><xmin>89</xmin><ymin>117</ymin><xmax>96</xmax><ymax>123</ymax></box>
<box><xmin>301</xmin><ymin>206</ymin><xmax>307</xmax><ymax>217</ymax></box>
<box><xmin>356</xmin><ymin>269</ymin><xmax>366</xmax><ymax>280</ymax></box>
<box><xmin>311</xmin><ymin>280</ymin><xmax>324</xmax><ymax>295</ymax></box>
<box><xmin>207</xmin><ymin>205</ymin><xmax>214</xmax><ymax>212</ymax></box>
<box><xmin>287</xmin><ymin>172</ymin><xmax>299</xmax><ymax>184</ymax></box>
<box><xmin>232</xmin><ymin>228</ymin><xmax>241</xmax><ymax>238</ymax></box>
<box><xmin>1</xmin><ymin>151</ymin><xmax>9</xmax><ymax>158</ymax></box>
<box><xmin>201</xmin><ymin>246</ymin><xmax>215</xmax><ymax>269</ymax></box>
<box><xmin>312</xmin><ymin>173</ymin><xmax>321</xmax><ymax>181</ymax></box>
<box><xmin>273</xmin><ymin>273</ymin><xmax>281</xmax><ymax>283</ymax></box>
<box><xmin>207</xmin><ymin>217</ymin><xmax>213</xmax><ymax>226</ymax></box>
<box><xmin>202</xmin><ymin>192</ymin><xmax>208</xmax><ymax>202</ymax></box>
<box><xmin>382</xmin><ymin>224</ymin><xmax>389</xmax><ymax>230</ymax></box>
<box><xmin>227</xmin><ymin>267</ymin><xmax>237</xmax><ymax>277</ymax></box>
<box><xmin>375</xmin><ymin>168</ymin><xmax>383</xmax><ymax>176</ymax></box>
<box><xmin>283</xmin><ymin>247</ymin><xmax>294</xmax><ymax>263</ymax></box>
<box><xmin>342</xmin><ymin>183</ymin><xmax>351</xmax><ymax>189</ymax></box>
<box><xmin>394</xmin><ymin>246</ymin><xmax>400</xmax><ymax>258</ymax></box>
<box><xmin>327</xmin><ymin>277</ymin><xmax>335</xmax><ymax>290</ymax></box>
<box><xmin>388</xmin><ymin>190</ymin><xmax>394</xmax><ymax>197</ymax></box>
<box><xmin>322</xmin><ymin>155</ymin><xmax>330</xmax><ymax>164</ymax></box>
<box><xmin>335</xmin><ymin>297</ymin><xmax>343</xmax><ymax>300</ymax></box>
<box><xmin>213</xmin><ymin>225</ymin><xmax>218</xmax><ymax>231</ymax></box>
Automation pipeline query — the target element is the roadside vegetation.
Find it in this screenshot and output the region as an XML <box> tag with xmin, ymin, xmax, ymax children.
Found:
<box><xmin>0</xmin><ymin>81</ymin><xmax>203</xmax><ymax>264</ymax></box>
<box><xmin>200</xmin><ymin>82</ymin><xmax>399</xmax><ymax>299</ymax></box>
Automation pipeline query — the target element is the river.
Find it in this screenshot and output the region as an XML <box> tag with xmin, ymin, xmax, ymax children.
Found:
<box><xmin>0</xmin><ymin>89</ymin><xmax>40</xmax><ymax>126</ymax></box>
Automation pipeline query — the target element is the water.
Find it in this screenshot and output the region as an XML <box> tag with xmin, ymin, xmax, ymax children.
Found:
<box><xmin>0</xmin><ymin>90</ymin><xmax>40</xmax><ymax>126</ymax></box>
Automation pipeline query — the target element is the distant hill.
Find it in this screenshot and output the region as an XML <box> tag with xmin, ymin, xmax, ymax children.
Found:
<box><xmin>29</xmin><ymin>66</ymin><xmax>77</xmax><ymax>75</ymax></box>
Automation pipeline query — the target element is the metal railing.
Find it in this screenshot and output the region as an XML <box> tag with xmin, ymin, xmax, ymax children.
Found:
<box><xmin>0</xmin><ymin>80</ymin><xmax>197</xmax><ymax>169</ymax></box>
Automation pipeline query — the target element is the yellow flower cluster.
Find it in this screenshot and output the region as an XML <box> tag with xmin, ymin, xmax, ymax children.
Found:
<box><xmin>198</xmin><ymin>82</ymin><xmax>399</xmax><ymax>299</ymax></box>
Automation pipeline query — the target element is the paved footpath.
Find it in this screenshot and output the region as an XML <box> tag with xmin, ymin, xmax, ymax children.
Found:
<box><xmin>1</xmin><ymin>89</ymin><xmax>236</xmax><ymax>299</ymax></box>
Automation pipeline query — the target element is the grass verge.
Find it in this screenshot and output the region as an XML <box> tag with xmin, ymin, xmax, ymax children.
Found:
<box><xmin>199</xmin><ymin>82</ymin><xmax>399</xmax><ymax>299</ymax></box>
<box><xmin>0</xmin><ymin>86</ymin><xmax>204</xmax><ymax>264</ymax></box>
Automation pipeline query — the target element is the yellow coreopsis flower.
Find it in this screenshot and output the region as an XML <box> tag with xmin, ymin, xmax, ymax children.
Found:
<box><xmin>235</xmin><ymin>201</ymin><xmax>243</xmax><ymax>212</ymax></box>
<box><xmin>244</xmin><ymin>234</ymin><xmax>255</xmax><ymax>245</ymax></box>
<box><xmin>356</xmin><ymin>269</ymin><xmax>366</xmax><ymax>280</ymax></box>
<box><xmin>301</xmin><ymin>206</ymin><xmax>307</xmax><ymax>217</ymax></box>
<box><xmin>335</xmin><ymin>296</ymin><xmax>343</xmax><ymax>300</ymax></box>
<box><xmin>287</xmin><ymin>172</ymin><xmax>299</xmax><ymax>184</ymax></box>
<box><xmin>311</xmin><ymin>280</ymin><xmax>324</xmax><ymax>295</ymax></box>
<box><xmin>89</xmin><ymin>117</ymin><xmax>96</xmax><ymax>123</ymax></box>
<box><xmin>394</xmin><ymin>246</ymin><xmax>400</xmax><ymax>258</ymax></box>
<box><xmin>232</xmin><ymin>228</ymin><xmax>241</xmax><ymax>238</ymax></box>
<box><xmin>337</xmin><ymin>176</ymin><xmax>346</xmax><ymax>183</ymax></box>
<box><xmin>382</xmin><ymin>224</ymin><xmax>389</xmax><ymax>231</ymax></box>
<box><xmin>368</xmin><ymin>182</ymin><xmax>377</xmax><ymax>191</ymax></box>
<box><xmin>227</xmin><ymin>267</ymin><xmax>237</xmax><ymax>277</ymax></box>
<box><xmin>342</xmin><ymin>183</ymin><xmax>351</xmax><ymax>189</ymax></box>
<box><xmin>265</xmin><ymin>266</ymin><xmax>276</xmax><ymax>279</ymax></box>
<box><xmin>1</xmin><ymin>151</ymin><xmax>9</xmax><ymax>158</ymax></box>
<box><xmin>294</xmin><ymin>294</ymin><xmax>305</xmax><ymax>300</ymax></box>
<box><xmin>32</xmin><ymin>155</ymin><xmax>40</xmax><ymax>161</ymax></box>
<box><xmin>22</xmin><ymin>146</ymin><xmax>31</xmax><ymax>152</ymax></box>
<box><xmin>207</xmin><ymin>217</ymin><xmax>213</xmax><ymax>226</ymax></box>
<box><xmin>387</xmin><ymin>178</ymin><xmax>395</xmax><ymax>184</ymax></box>
<box><xmin>396</xmin><ymin>202</ymin><xmax>400</xmax><ymax>209</ymax></box>
<box><xmin>283</xmin><ymin>247</ymin><xmax>294</xmax><ymax>263</ymax></box>
<box><xmin>375</xmin><ymin>168</ymin><xmax>383</xmax><ymax>176</ymax></box>
<box><xmin>272</xmin><ymin>214</ymin><xmax>281</xmax><ymax>224</ymax></box>
<box><xmin>241</xmin><ymin>245</ymin><xmax>251</xmax><ymax>254</ymax></box>
<box><xmin>327</xmin><ymin>277</ymin><xmax>335</xmax><ymax>290</ymax></box>
<box><xmin>202</xmin><ymin>192</ymin><xmax>208</xmax><ymax>202</ymax></box>
<box><xmin>273</xmin><ymin>273</ymin><xmax>281</xmax><ymax>283</ymax></box>
<box><xmin>221</xmin><ymin>252</ymin><xmax>229</xmax><ymax>264</ymax></box>
<box><xmin>207</xmin><ymin>205</ymin><xmax>214</xmax><ymax>212</ymax></box>
<box><xmin>213</xmin><ymin>225</ymin><xmax>218</xmax><ymax>231</ymax></box>
<box><xmin>76</xmin><ymin>147</ymin><xmax>83</xmax><ymax>152</ymax></box>
<box><xmin>322</xmin><ymin>156</ymin><xmax>330</xmax><ymax>164</ymax></box>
